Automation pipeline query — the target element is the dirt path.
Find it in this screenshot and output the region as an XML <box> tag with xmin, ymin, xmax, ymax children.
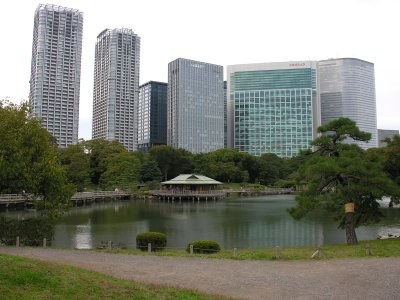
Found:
<box><xmin>1</xmin><ymin>247</ymin><xmax>399</xmax><ymax>299</ymax></box>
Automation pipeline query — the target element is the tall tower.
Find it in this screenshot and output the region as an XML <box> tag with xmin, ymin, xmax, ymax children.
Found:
<box><xmin>318</xmin><ymin>58</ymin><xmax>377</xmax><ymax>149</ymax></box>
<box><xmin>29</xmin><ymin>4</ymin><xmax>83</xmax><ymax>148</ymax></box>
<box><xmin>167</xmin><ymin>58</ymin><xmax>224</xmax><ymax>154</ymax></box>
<box><xmin>227</xmin><ymin>61</ymin><xmax>320</xmax><ymax>158</ymax></box>
<box><xmin>138</xmin><ymin>81</ymin><xmax>168</xmax><ymax>152</ymax></box>
<box><xmin>92</xmin><ymin>28</ymin><xmax>140</xmax><ymax>151</ymax></box>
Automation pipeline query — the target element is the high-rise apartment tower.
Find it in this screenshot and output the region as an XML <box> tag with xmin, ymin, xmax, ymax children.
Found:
<box><xmin>318</xmin><ymin>58</ymin><xmax>377</xmax><ymax>149</ymax></box>
<box><xmin>167</xmin><ymin>58</ymin><xmax>224</xmax><ymax>153</ymax></box>
<box><xmin>227</xmin><ymin>61</ymin><xmax>320</xmax><ymax>158</ymax></box>
<box><xmin>29</xmin><ymin>4</ymin><xmax>83</xmax><ymax>148</ymax></box>
<box><xmin>92</xmin><ymin>28</ymin><xmax>140</xmax><ymax>151</ymax></box>
<box><xmin>138</xmin><ymin>81</ymin><xmax>168</xmax><ymax>152</ymax></box>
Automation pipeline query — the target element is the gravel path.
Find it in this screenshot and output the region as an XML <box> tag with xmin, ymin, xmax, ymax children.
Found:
<box><xmin>1</xmin><ymin>247</ymin><xmax>399</xmax><ymax>299</ymax></box>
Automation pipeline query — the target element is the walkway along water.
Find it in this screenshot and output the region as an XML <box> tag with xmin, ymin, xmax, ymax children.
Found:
<box><xmin>0</xmin><ymin>247</ymin><xmax>399</xmax><ymax>300</ymax></box>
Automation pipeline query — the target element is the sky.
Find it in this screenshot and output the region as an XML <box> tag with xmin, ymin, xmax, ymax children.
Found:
<box><xmin>1</xmin><ymin>0</ymin><xmax>399</xmax><ymax>140</ymax></box>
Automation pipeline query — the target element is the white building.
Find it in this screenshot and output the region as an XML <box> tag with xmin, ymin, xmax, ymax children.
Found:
<box><xmin>29</xmin><ymin>4</ymin><xmax>83</xmax><ymax>148</ymax></box>
<box><xmin>92</xmin><ymin>28</ymin><xmax>140</xmax><ymax>151</ymax></box>
<box><xmin>318</xmin><ymin>58</ymin><xmax>378</xmax><ymax>148</ymax></box>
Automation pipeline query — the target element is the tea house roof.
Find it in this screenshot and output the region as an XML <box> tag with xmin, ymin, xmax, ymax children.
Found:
<box><xmin>162</xmin><ymin>174</ymin><xmax>222</xmax><ymax>185</ymax></box>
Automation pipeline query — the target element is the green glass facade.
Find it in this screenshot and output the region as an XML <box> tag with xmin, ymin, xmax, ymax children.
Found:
<box><xmin>229</xmin><ymin>63</ymin><xmax>318</xmax><ymax>158</ymax></box>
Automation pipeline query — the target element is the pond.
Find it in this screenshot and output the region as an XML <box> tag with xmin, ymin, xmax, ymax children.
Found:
<box><xmin>4</xmin><ymin>195</ymin><xmax>400</xmax><ymax>249</ymax></box>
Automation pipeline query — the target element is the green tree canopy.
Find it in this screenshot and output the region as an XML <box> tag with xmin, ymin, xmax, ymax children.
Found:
<box><xmin>289</xmin><ymin>118</ymin><xmax>399</xmax><ymax>244</ymax></box>
<box><xmin>0</xmin><ymin>100</ymin><xmax>73</xmax><ymax>214</ymax></box>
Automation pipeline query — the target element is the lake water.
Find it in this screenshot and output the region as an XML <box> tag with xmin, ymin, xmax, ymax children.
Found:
<box><xmin>5</xmin><ymin>195</ymin><xmax>400</xmax><ymax>249</ymax></box>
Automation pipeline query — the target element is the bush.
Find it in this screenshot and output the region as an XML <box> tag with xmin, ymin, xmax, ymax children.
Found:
<box><xmin>136</xmin><ymin>232</ymin><xmax>167</xmax><ymax>251</ymax></box>
<box><xmin>186</xmin><ymin>240</ymin><xmax>221</xmax><ymax>254</ymax></box>
<box><xmin>0</xmin><ymin>216</ymin><xmax>55</xmax><ymax>246</ymax></box>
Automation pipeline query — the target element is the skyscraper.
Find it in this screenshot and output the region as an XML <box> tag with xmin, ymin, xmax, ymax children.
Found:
<box><xmin>138</xmin><ymin>81</ymin><xmax>168</xmax><ymax>152</ymax></box>
<box><xmin>318</xmin><ymin>58</ymin><xmax>378</xmax><ymax>149</ymax></box>
<box><xmin>92</xmin><ymin>28</ymin><xmax>140</xmax><ymax>151</ymax></box>
<box><xmin>29</xmin><ymin>4</ymin><xmax>83</xmax><ymax>148</ymax></box>
<box><xmin>227</xmin><ymin>61</ymin><xmax>320</xmax><ymax>158</ymax></box>
<box><xmin>167</xmin><ymin>58</ymin><xmax>224</xmax><ymax>153</ymax></box>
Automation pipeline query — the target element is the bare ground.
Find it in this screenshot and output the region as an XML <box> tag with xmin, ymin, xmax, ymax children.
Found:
<box><xmin>1</xmin><ymin>247</ymin><xmax>399</xmax><ymax>299</ymax></box>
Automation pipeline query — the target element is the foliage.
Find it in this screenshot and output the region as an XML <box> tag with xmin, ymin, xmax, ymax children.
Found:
<box><xmin>0</xmin><ymin>254</ymin><xmax>221</xmax><ymax>300</ymax></box>
<box><xmin>60</xmin><ymin>143</ymin><xmax>90</xmax><ymax>192</ymax></box>
<box><xmin>258</xmin><ymin>153</ymin><xmax>284</xmax><ymax>185</ymax></box>
<box><xmin>0</xmin><ymin>216</ymin><xmax>55</xmax><ymax>246</ymax></box>
<box><xmin>289</xmin><ymin>118</ymin><xmax>399</xmax><ymax>244</ymax></box>
<box><xmin>138</xmin><ymin>159</ymin><xmax>162</xmax><ymax>183</ymax></box>
<box><xmin>186</xmin><ymin>240</ymin><xmax>221</xmax><ymax>254</ymax></box>
<box><xmin>149</xmin><ymin>145</ymin><xmax>193</xmax><ymax>180</ymax></box>
<box><xmin>84</xmin><ymin>139</ymin><xmax>127</xmax><ymax>185</ymax></box>
<box><xmin>0</xmin><ymin>100</ymin><xmax>73</xmax><ymax>214</ymax></box>
<box><xmin>99</xmin><ymin>151</ymin><xmax>141</xmax><ymax>190</ymax></box>
<box><xmin>136</xmin><ymin>232</ymin><xmax>167</xmax><ymax>251</ymax></box>
<box><xmin>383</xmin><ymin>135</ymin><xmax>400</xmax><ymax>185</ymax></box>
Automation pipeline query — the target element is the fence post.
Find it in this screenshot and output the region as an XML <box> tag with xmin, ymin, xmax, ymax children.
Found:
<box><xmin>16</xmin><ymin>236</ymin><xmax>20</xmax><ymax>247</ymax></box>
<box><xmin>43</xmin><ymin>238</ymin><xmax>47</xmax><ymax>248</ymax></box>
<box><xmin>275</xmin><ymin>246</ymin><xmax>280</xmax><ymax>259</ymax></box>
<box><xmin>233</xmin><ymin>247</ymin><xmax>237</xmax><ymax>257</ymax></box>
<box><xmin>365</xmin><ymin>243</ymin><xmax>372</xmax><ymax>256</ymax></box>
<box><xmin>311</xmin><ymin>247</ymin><xmax>320</xmax><ymax>259</ymax></box>
<box><xmin>190</xmin><ymin>245</ymin><xmax>194</xmax><ymax>255</ymax></box>
<box><xmin>148</xmin><ymin>243</ymin><xmax>152</xmax><ymax>253</ymax></box>
<box><xmin>108</xmin><ymin>240</ymin><xmax>112</xmax><ymax>250</ymax></box>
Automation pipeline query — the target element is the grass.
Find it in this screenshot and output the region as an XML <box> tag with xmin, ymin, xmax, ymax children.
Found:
<box><xmin>0</xmin><ymin>254</ymin><xmax>229</xmax><ymax>300</ymax></box>
<box><xmin>108</xmin><ymin>238</ymin><xmax>400</xmax><ymax>260</ymax></box>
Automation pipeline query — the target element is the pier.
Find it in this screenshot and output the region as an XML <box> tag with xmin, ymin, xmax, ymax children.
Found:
<box><xmin>0</xmin><ymin>191</ymin><xmax>132</xmax><ymax>209</ymax></box>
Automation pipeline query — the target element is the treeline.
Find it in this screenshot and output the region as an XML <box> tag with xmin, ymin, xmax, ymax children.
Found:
<box><xmin>60</xmin><ymin>142</ymin><xmax>302</xmax><ymax>192</ymax></box>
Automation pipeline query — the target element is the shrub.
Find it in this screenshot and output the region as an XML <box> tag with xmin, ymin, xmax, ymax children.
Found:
<box><xmin>136</xmin><ymin>232</ymin><xmax>167</xmax><ymax>251</ymax></box>
<box><xmin>186</xmin><ymin>240</ymin><xmax>221</xmax><ymax>254</ymax></box>
<box><xmin>0</xmin><ymin>216</ymin><xmax>55</xmax><ymax>246</ymax></box>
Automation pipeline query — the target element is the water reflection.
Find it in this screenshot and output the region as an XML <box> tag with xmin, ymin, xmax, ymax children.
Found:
<box><xmin>5</xmin><ymin>195</ymin><xmax>400</xmax><ymax>249</ymax></box>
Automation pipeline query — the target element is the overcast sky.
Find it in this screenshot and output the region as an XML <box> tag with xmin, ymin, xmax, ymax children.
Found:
<box><xmin>1</xmin><ymin>0</ymin><xmax>399</xmax><ymax>140</ymax></box>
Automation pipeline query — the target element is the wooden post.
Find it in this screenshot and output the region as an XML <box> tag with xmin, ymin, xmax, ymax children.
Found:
<box><xmin>108</xmin><ymin>240</ymin><xmax>112</xmax><ymax>250</ymax></box>
<box><xmin>275</xmin><ymin>246</ymin><xmax>280</xmax><ymax>259</ymax></box>
<box><xmin>43</xmin><ymin>238</ymin><xmax>47</xmax><ymax>248</ymax></box>
<box><xmin>190</xmin><ymin>244</ymin><xmax>194</xmax><ymax>255</ymax></box>
<box><xmin>311</xmin><ymin>247</ymin><xmax>320</xmax><ymax>259</ymax></box>
<box><xmin>16</xmin><ymin>236</ymin><xmax>20</xmax><ymax>247</ymax></box>
<box><xmin>233</xmin><ymin>247</ymin><xmax>237</xmax><ymax>257</ymax></box>
<box><xmin>148</xmin><ymin>243</ymin><xmax>151</xmax><ymax>253</ymax></box>
<box><xmin>365</xmin><ymin>243</ymin><xmax>372</xmax><ymax>256</ymax></box>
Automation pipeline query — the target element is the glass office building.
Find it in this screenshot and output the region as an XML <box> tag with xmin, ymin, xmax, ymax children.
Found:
<box><xmin>227</xmin><ymin>61</ymin><xmax>320</xmax><ymax>158</ymax></box>
<box><xmin>29</xmin><ymin>4</ymin><xmax>83</xmax><ymax>148</ymax></box>
<box><xmin>138</xmin><ymin>81</ymin><xmax>168</xmax><ymax>152</ymax></box>
<box><xmin>167</xmin><ymin>58</ymin><xmax>224</xmax><ymax>153</ymax></box>
<box><xmin>92</xmin><ymin>28</ymin><xmax>140</xmax><ymax>151</ymax></box>
<box><xmin>318</xmin><ymin>58</ymin><xmax>377</xmax><ymax>149</ymax></box>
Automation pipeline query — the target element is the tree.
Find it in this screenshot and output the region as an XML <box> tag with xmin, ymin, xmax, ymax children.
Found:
<box><xmin>383</xmin><ymin>135</ymin><xmax>400</xmax><ymax>185</ymax></box>
<box><xmin>138</xmin><ymin>160</ymin><xmax>162</xmax><ymax>183</ymax></box>
<box><xmin>289</xmin><ymin>118</ymin><xmax>399</xmax><ymax>245</ymax></box>
<box><xmin>0</xmin><ymin>100</ymin><xmax>73</xmax><ymax>215</ymax></box>
<box><xmin>60</xmin><ymin>143</ymin><xmax>90</xmax><ymax>191</ymax></box>
<box><xmin>258</xmin><ymin>153</ymin><xmax>284</xmax><ymax>185</ymax></box>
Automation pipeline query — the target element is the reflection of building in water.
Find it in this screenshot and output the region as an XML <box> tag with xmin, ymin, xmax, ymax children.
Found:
<box><xmin>73</xmin><ymin>222</ymin><xmax>93</xmax><ymax>249</ymax></box>
<box><xmin>222</xmin><ymin>220</ymin><xmax>324</xmax><ymax>248</ymax></box>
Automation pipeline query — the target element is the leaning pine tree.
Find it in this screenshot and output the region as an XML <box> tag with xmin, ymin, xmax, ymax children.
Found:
<box><xmin>289</xmin><ymin>118</ymin><xmax>399</xmax><ymax>245</ymax></box>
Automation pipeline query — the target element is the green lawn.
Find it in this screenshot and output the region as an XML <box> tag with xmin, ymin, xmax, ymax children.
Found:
<box><xmin>0</xmin><ymin>254</ymin><xmax>228</xmax><ymax>300</ymax></box>
<box><xmin>110</xmin><ymin>238</ymin><xmax>400</xmax><ymax>260</ymax></box>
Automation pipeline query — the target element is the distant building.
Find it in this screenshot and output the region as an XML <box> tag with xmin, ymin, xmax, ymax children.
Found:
<box><xmin>138</xmin><ymin>81</ymin><xmax>168</xmax><ymax>152</ymax></box>
<box><xmin>167</xmin><ymin>58</ymin><xmax>224</xmax><ymax>153</ymax></box>
<box><xmin>224</xmin><ymin>81</ymin><xmax>227</xmax><ymax>148</ymax></box>
<box><xmin>378</xmin><ymin>129</ymin><xmax>399</xmax><ymax>147</ymax></box>
<box><xmin>29</xmin><ymin>4</ymin><xmax>83</xmax><ymax>148</ymax></box>
<box><xmin>92</xmin><ymin>28</ymin><xmax>140</xmax><ymax>151</ymax></box>
<box><xmin>318</xmin><ymin>58</ymin><xmax>377</xmax><ymax>149</ymax></box>
<box><xmin>227</xmin><ymin>61</ymin><xmax>320</xmax><ymax>158</ymax></box>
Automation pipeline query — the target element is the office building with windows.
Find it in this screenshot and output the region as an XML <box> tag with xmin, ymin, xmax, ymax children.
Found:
<box><xmin>29</xmin><ymin>4</ymin><xmax>83</xmax><ymax>148</ymax></box>
<box><xmin>92</xmin><ymin>28</ymin><xmax>140</xmax><ymax>151</ymax></box>
<box><xmin>167</xmin><ymin>58</ymin><xmax>224</xmax><ymax>153</ymax></box>
<box><xmin>137</xmin><ymin>81</ymin><xmax>168</xmax><ymax>152</ymax></box>
<box><xmin>227</xmin><ymin>61</ymin><xmax>320</xmax><ymax>158</ymax></box>
<box><xmin>318</xmin><ymin>58</ymin><xmax>377</xmax><ymax>149</ymax></box>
